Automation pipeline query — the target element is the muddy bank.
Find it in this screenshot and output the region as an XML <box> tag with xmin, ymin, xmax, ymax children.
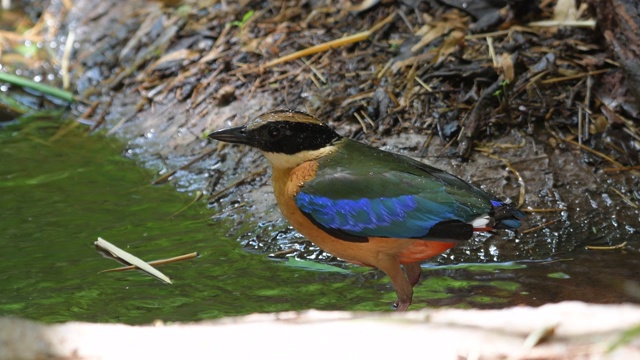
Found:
<box><xmin>40</xmin><ymin>0</ymin><xmax>640</xmax><ymax>264</ymax></box>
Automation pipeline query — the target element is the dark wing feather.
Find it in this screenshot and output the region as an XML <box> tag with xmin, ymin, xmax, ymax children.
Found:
<box><xmin>295</xmin><ymin>140</ymin><xmax>496</xmax><ymax>241</ymax></box>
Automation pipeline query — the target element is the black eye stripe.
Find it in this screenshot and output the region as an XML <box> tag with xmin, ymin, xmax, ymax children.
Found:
<box><xmin>268</xmin><ymin>128</ymin><xmax>280</xmax><ymax>138</ymax></box>
<box><xmin>249</xmin><ymin>121</ymin><xmax>341</xmax><ymax>154</ymax></box>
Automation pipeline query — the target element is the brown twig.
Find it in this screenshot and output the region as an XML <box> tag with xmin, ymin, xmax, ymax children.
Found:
<box><xmin>457</xmin><ymin>77</ymin><xmax>504</xmax><ymax>159</ymax></box>
<box><xmin>77</xmin><ymin>100</ymin><xmax>101</xmax><ymax>123</ymax></box>
<box><xmin>100</xmin><ymin>252</ymin><xmax>199</xmax><ymax>273</ymax></box>
<box><xmin>521</xmin><ymin>219</ymin><xmax>561</xmax><ymax>234</ymax></box>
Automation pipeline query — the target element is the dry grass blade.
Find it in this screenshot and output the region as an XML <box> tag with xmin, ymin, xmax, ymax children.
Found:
<box><xmin>540</xmin><ymin>69</ymin><xmax>609</xmax><ymax>85</ymax></box>
<box><xmin>269</xmin><ymin>248</ymin><xmax>297</xmax><ymax>257</ymax></box>
<box><xmin>207</xmin><ymin>168</ymin><xmax>267</xmax><ymax>202</ymax></box>
<box><xmin>521</xmin><ymin>219</ymin><xmax>561</xmax><ymax>234</ymax></box>
<box><xmin>411</xmin><ymin>22</ymin><xmax>448</xmax><ymax>53</ymax></box>
<box><xmin>465</xmin><ymin>26</ymin><xmax>538</xmax><ymax>40</ymax></box>
<box><xmin>586</xmin><ymin>242</ymin><xmax>627</xmax><ymax>250</ymax></box>
<box><xmin>263</xmin><ymin>32</ymin><xmax>369</xmax><ymax>68</ymax></box>
<box><xmin>477</xmin><ymin>140</ymin><xmax>526</xmax><ymax>150</ymax></box>
<box><xmin>487</xmin><ymin>36</ymin><xmax>497</xmax><ymax>68</ymax></box>
<box><xmin>47</xmin><ymin>121</ymin><xmax>81</xmax><ymax>143</ymax></box>
<box><xmin>414</xmin><ymin>76</ymin><xmax>432</xmax><ymax>92</ymax></box>
<box><xmin>100</xmin><ymin>252</ymin><xmax>199</xmax><ymax>273</ymax></box>
<box><xmin>528</xmin><ymin>20</ymin><xmax>596</xmax><ymax>28</ymax></box>
<box><xmin>609</xmin><ymin>187</ymin><xmax>639</xmax><ymax>209</ymax></box>
<box><xmin>169</xmin><ymin>191</ymin><xmax>205</xmax><ymax>218</ymax></box>
<box><xmin>340</xmin><ymin>90</ymin><xmax>374</xmax><ymax>107</ymax></box>
<box><xmin>522</xmin><ymin>208</ymin><xmax>567</xmax><ymax>213</ymax></box>
<box><xmin>143</xmin><ymin>49</ymin><xmax>200</xmax><ymax>76</ymax></box>
<box><xmin>88</xmin><ymin>97</ymin><xmax>113</xmax><ymax>132</ymax></box>
<box><xmin>604</xmin><ymin>165</ymin><xmax>640</xmax><ymax>173</ymax></box>
<box><xmin>61</xmin><ymin>30</ymin><xmax>75</xmax><ymax>90</ymax></box>
<box><xmin>353</xmin><ymin>112</ymin><xmax>367</xmax><ymax>133</ymax></box>
<box><xmin>95</xmin><ymin>237</ymin><xmax>172</xmax><ymax>284</ymax></box>
<box><xmin>77</xmin><ymin>100</ymin><xmax>101</xmax><ymax>124</ymax></box>
<box><xmin>555</xmin><ymin>135</ymin><xmax>624</xmax><ymax>167</ymax></box>
<box><xmin>345</xmin><ymin>0</ymin><xmax>380</xmax><ymax>13</ymax></box>
<box><xmin>105</xmin><ymin>98</ymin><xmax>148</xmax><ymax>136</ymax></box>
<box><xmin>301</xmin><ymin>58</ymin><xmax>327</xmax><ymax>83</ymax></box>
<box><xmin>263</xmin><ymin>12</ymin><xmax>396</xmax><ymax>69</ymax></box>
<box><xmin>153</xmin><ymin>147</ymin><xmax>217</xmax><ymax>185</ymax></box>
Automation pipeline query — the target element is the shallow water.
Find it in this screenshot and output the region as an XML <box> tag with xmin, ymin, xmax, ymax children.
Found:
<box><xmin>0</xmin><ymin>119</ymin><xmax>638</xmax><ymax>324</ymax></box>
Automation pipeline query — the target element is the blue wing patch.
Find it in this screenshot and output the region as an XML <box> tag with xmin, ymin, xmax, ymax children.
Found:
<box><xmin>490</xmin><ymin>199</ymin><xmax>504</xmax><ymax>207</ymax></box>
<box><xmin>295</xmin><ymin>192</ymin><xmax>461</xmax><ymax>238</ymax></box>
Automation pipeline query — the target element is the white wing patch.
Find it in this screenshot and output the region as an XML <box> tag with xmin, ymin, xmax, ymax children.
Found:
<box><xmin>469</xmin><ymin>214</ymin><xmax>492</xmax><ymax>229</ymax></box>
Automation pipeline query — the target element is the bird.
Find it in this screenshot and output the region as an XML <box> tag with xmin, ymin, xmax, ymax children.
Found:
<box><xmin>208</xmin><ymin>109</ymin><xmax>525</xmax><ymax>311</ymax></box>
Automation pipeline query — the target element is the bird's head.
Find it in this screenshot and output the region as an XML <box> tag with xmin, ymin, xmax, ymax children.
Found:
<box><xmin>207</xmin><ymin>110</ymin><xmax>342</xmax><ymax>169</ymax></box>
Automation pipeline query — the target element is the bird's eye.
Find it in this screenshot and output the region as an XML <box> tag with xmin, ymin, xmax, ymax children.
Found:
<box><xmin>267</xmin><ymin>127</ymin><xmax>281</xmax><ymax>139</ymax></box>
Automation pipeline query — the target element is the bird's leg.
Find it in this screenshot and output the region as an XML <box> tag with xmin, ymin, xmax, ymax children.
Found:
<box><xmin>403</xmin><ymin>262</ymin><xmax>422</xmax><ymax>287</ymax></box>
<box><xmin>376</xmin><ymin>256</ymin><xmax>413</xmax><ymax>311</ymax></box>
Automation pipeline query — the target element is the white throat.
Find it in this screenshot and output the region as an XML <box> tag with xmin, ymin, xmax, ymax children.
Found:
<box><xmin>262</xmin><ymin>146</ymin><xmax>336</xmax><ymax>169</ymax></box>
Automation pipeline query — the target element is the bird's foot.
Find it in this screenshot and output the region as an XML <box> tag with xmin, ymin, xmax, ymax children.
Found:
<box><xmin>393</xmin><ymin>299</ymin><xmax>410</xmax><ymax>312</ymax></box>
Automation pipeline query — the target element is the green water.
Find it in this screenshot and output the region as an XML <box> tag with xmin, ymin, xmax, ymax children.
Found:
<box><xmin>0</xmin><ymin>119</ymin><xmax>534</xmax><ymax>323</ymax></box>
<box><xmin>5</xmin><ymin>119</ymin><xmax>638</xmax><ymax>324</ymax></box>
<box><xmin>0</xmin><ymin>120</ymin><xmax>367</xmax><ymax>322</ymax></box>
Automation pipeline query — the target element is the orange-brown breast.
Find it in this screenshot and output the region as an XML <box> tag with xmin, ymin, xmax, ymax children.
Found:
<box><xmin>271</xmin><ymin>161</ymin><xmax>456</xmax><ymax>267</ymax></box>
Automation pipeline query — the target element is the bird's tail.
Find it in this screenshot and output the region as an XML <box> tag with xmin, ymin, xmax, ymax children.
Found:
<box><xmin>490</xmin><ymin>200</ymin><xmax>525</xmax><ymax>229</ymax></box>
<box><xmin>469</xmin><ymin>200</ymin><xmax>524</xmax><ymax>232</ymax></box>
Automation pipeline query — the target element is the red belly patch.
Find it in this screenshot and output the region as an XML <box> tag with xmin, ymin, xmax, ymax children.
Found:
<box><xmin>398</xmin><ymin>240</ymin><xmax>456</xmax><ymax>264</ymax></box>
